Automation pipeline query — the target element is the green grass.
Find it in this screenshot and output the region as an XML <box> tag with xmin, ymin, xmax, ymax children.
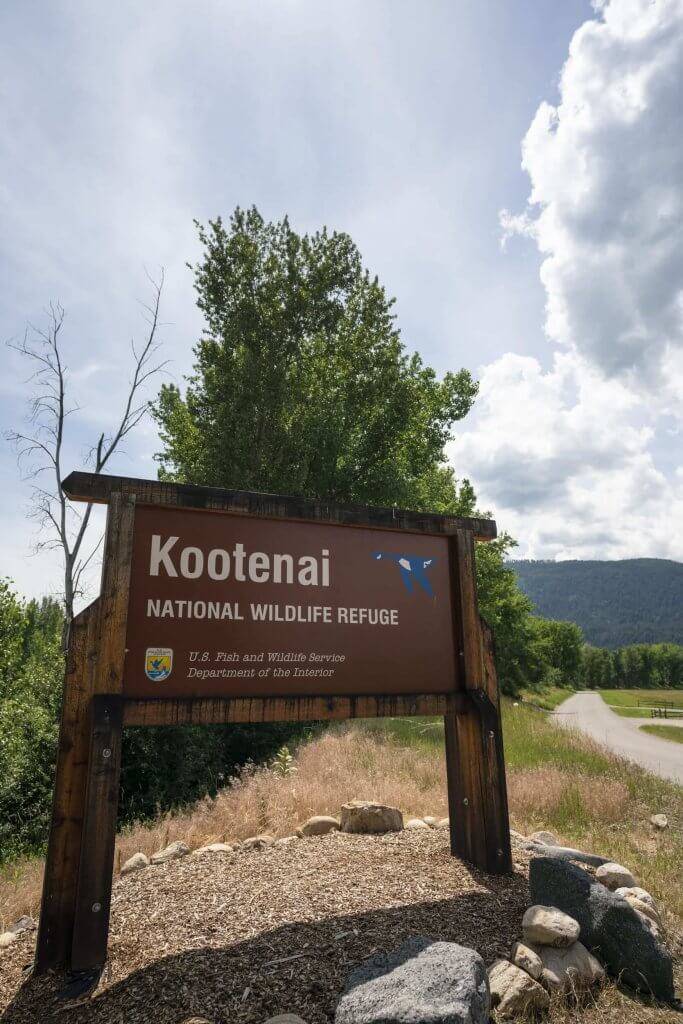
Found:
<box><xmin>640</xmin><ymin>724</ymin><xmax>683</xmax><ymax>744</ymax></box>
<box><xmin>356</xmin><ymin>700</ymin><xmax>683</xmax><ymax>921</ymax></box>
<box><xmin>517</xmin><ymin>685</ymin><xmax>582</xmax><ymax>711</ymax></box>
<box><xmin>599</xmin><ymin>688</ymin><xmax>683</xmax><ymax>718</ymax></box>
<box><xmin>359</xmin><ymin>700</ymin><xmax>668</xmax><ymax>781</ymax></box>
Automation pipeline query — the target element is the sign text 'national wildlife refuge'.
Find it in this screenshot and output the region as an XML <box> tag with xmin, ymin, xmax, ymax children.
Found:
<box><xmin>125</xmin><ymin>506</ymin><xmax>457</xmax><ymax>699</ymax></box>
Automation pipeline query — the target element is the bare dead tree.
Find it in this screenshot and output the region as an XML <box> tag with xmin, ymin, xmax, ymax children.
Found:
<box><xmin>6</xmin><ymin>271</ymin><xmax>167</xmax><ymax>643</ymax></box>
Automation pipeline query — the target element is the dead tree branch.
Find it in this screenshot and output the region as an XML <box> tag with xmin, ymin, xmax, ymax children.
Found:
<box><xmin>6</xmin><ymin>271</ymin><xmax>166</xmax><ymax>640</ymax></box>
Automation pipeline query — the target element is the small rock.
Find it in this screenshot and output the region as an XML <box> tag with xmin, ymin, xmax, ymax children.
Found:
<box><xmin>340</xmin><ymin>800</ymin><xmax>403</xmax><ymax>834</ymax></box>
<box><xmin>437</xmin><ymin>817</ymin><xmax>450</xmax><ymax>829</ymax></box>
<box><xmin>274</xmin><ymin>836</ymin><xmax>299</xmax><ymax>846</ymax></box>
<box><xmin>150</xmin><ymin>841</ymin><xmax>190</xmax><ymax>865</ymax></box>
<box><xmin>194</xmin><ymin>842</ymin><xmax>235</xmax><ymax>855</ymax></box>
<box><xmin>510</xmin><ymin>940</ymin><xmax>543</xmax><ymax>981</ymax></box>
<box><xmin>405</xmin><ymin>818</ymin><xmax>431</xmax><ymax>830</ymax></box>
<box><xmin>529</xmin><ymin>856</ymin><xmax>675</xmax><ymax>1000</ymax></box>
<box><xmin>335</xmin><ymin>936</ymin><xmax>489</xmax><ymax>1023</ymax></box>
<box><xmin>522</xmin><ymin>905</ymin><xmax>580</xmax><ymax>947</ymax></box>
<box><xmin>620</xmin><ymin>894</ymin><xmax>661</xmax><ymax>928</ymax></box>
<box><xmin>264</xmin><ymin>1017</ymin><xmax>308</xmax><ymax>1024</ymax></box>
<box><xmin>595</xmin><ymin>861</ymin><xmax>635</xmax><ymax>890</ymax></box>
<box><xmin>301</xmin><ymin>815</ymin><xmax>340</xmax><ymax>837</ymax></box>
<box><xmin>529</xmin><ymin>830</ymin><xmax>558</xmax><ymax>846</ymax></box>
<box><xmin>241</xmin><ymin>834</ymin><xmax>274</xmax><ymax>850</ymax></box>
<box><xmin>8</xmin><ymin>916</ymin><xmax>36</xmax><ymax>934</ymax></box>
<box><xmin>488</xmin><ymin>959</ymin><xmax>550</xmax><ymax>1019</ymax></box>
<box><xmin>529</xmin><ymin>941</ymin><xmax>605</xmax><ymax>992</ymax></box>
<box><xmin>650</xmin><ymin>813</ymin><xmax>668</xmax><ymax>830</ymax></box>
<box><xmin>614</xmin><ymin>886</ymin><xmax>656</xmax><ymax>909</ymax></box>
<box><xmin>121</xmin><ymin>852</ymin><xmax>150</xmax><ymax>875</ymax></box>
<box><xmin>422</xmin><ymin>816</ymin><xmax>438</xmax><ymax>827</ymax></box>
<box><xmin>509</xmin><ymin>829</ymin><xmax>524</xmax><ymax>840</ymax></box>
<box><xmin>0</xmin><ymin>932</ymin><xmax>18</xmax><ymax>949</ymax></box>
<box><xmin>181</xmin><ymin>1019</ymin><xmax>212</xmax><ymax>1024</ymax></box>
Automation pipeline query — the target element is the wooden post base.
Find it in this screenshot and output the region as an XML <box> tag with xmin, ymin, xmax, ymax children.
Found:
<box><xmin>34</xmin><ymin>602</ymin><xmax>98</xmax><ymax>973</ymax></box>
<box><xmin>444</xmin><ymin>691</ymin><xmax>512</xmax><ymax>874</ymax></box>
<box><xmin>445</xmin><ymin>529</ymin><xmax>512</xmax><ymax>875</ymax></box>
<box><xmin>71</xmin><ymin>694</ymin><xmax>123</xmax><ymax>972</ymax></box>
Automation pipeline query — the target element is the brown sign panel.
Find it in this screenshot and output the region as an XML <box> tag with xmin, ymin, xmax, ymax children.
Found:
<box><xmin>124</xmin><ymin>505</ymin><xmax>457</xmax><ymax>699</ymax></box>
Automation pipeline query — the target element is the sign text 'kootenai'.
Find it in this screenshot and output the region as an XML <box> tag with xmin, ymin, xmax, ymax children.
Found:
<box><xmin>125</xmin><ymin>505</ymin><xmax>456</xmax><ymax>700</ymax></box>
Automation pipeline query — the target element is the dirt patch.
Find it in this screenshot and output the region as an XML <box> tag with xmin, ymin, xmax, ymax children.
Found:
<box><xmin>0</xmin><ymin>832</ymin><xmax>680</xmax><ymax>1024</ymax></box>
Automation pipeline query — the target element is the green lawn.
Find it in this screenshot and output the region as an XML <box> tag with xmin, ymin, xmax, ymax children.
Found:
<box><xmin>358</xmin><ymin>700</ymin><xmax>674</xmax><ymax>784</ymax></box>
<box><xmin>517</xmin><ymin>685</ymin><xmax>581</xmax><ymax>711</ymax></box>
<box><xmin>599</xmin><ymin>688</ymin><xmax>683</xmax><ymax>718</ymax></box>
<box><xmin>640</xmin><ymin>724</ymin><xmax>683</xmax><ymax>744</ymax></box>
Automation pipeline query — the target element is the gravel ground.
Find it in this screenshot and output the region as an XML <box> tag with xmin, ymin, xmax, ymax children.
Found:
<box><xmin>0</xmin><ymin>830</ymin><xmax>529</xmax><ymax>1023</ymax></box>
<box><xmin>0</xmin><ymin>831</ymin><xmax>680</xmax><ymax>1024</ymax></box>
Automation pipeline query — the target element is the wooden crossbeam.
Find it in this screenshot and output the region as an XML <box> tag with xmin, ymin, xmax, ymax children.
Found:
<box><xmin>61</xmin><ymin>471</ymin><xmax>497</xmax><ymax>541</ymax></box>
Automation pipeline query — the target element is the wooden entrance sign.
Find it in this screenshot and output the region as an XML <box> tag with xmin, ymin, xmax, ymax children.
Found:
<box><xmin>35</xmin><ymin>472</ymin><xmax>512</xmax><ymax>978</ymax></box>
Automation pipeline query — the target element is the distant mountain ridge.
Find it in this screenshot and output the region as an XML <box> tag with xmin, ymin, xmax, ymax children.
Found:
<box><xmin>508</xmin><ymin>557</ymin><xmax>683</xmax><ymax>648</ymax></box>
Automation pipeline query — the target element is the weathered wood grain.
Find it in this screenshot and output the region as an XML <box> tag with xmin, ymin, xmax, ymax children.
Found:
<box><xmin>444</xmin><ymin>530</ymin><xmax>512</xmax><ymax>875</ymax></box>
<box><xmin>123</xmin><ymin>692</ymin><xmax>453</xmax><ymax>726</ymax></box>
<box><xmin>92</xmin><ymin>491</ymin><xmax>136</xmax><ymax>696</ymax></box>
<box><xmin>61</xmin><ymin>471</ymin><xmax>497</xmax><ymax>540</ymax></box>
<box><xmin>70</xmin><ymin>695</ymin><xmax>124</xmax><ymax>972</ymax></box>
<box><xmin>34</xmin><ymin>601</ymin><xmax>98</xmax><ymax>973</ymax></box>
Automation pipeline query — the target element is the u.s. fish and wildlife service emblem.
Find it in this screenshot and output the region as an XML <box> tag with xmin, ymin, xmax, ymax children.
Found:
<box><xmin>145</xmin><ymin>647</ymin><xmax>173</xmax><ymax>682</ymax></box>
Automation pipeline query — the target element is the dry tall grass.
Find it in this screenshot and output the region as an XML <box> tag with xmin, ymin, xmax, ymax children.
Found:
<box><xmin>2</xmin><ymin>719</ymin><xmax>681</xmax><ymax>932</ymax></box>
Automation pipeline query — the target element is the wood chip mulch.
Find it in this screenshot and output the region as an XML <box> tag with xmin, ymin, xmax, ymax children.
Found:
<box><xmin>0</xmin><ymin>831</ymin><xmax>532</xmax><ymax>1023</ymax></box>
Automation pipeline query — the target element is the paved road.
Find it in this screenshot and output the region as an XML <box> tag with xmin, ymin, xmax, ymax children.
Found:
<box><xmin>553</xmin><ymin>692</ymin><xmax>683</xmax><ymax>785</ymax></box>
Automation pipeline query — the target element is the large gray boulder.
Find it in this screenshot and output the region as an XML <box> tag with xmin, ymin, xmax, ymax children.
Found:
<box><xmin>529</xmin><ymin>857</ymin><xmax>675</xmax><ymax>1001</ymax></box>
<box><xmin>335</xmin><ymin>937</ymin><xmax>489</xmax><ymax>1024</ymax></box>
<box><xmin>522</xmin><ymin>841</ymin><xmax>608</xmax><ymax>867</ymax></box>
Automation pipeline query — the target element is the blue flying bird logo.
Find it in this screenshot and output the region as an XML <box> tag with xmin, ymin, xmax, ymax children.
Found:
<box><xmin>372</xmin><ymin>551</ymin><xmax>437</xmax><ymax>597</ymax></box>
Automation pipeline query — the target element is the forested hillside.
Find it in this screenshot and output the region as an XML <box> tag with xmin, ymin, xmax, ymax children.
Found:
<box><xmin>509</xmin><ymin>558</ymin><xmax>683</xmax><ymax>648</ymax></box>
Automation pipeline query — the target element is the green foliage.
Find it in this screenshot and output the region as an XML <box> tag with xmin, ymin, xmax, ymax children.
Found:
<box><xmin>531</xmin><ymin>618</ymin><xmax>584</xmax><ymax>685</ymax></box>
<box><xmin>0</xmin><ymin>586</ymin><xmax>64</xmax><ymax>860</ymax></box>
<box><xmin>154</xmin><ymin>207</ymin><xmax>478</xmax><ymax>511</ymax></box>
<box><xmin>476</xmin><ymin>538</ymin><xmax>545</xmax><ymax>694</ymax></box>
<box><xmin>270</xmin><ymin>745</ymin><xmax>298</xmax><ymax>777</ymax></box>
<box><xmin>0</xmin><ymin>580</ymin><xmax>26</xmax><ymax>696</ymax></box>
<box><xmin>147</xmin><ymin>205</ymin><xmax>490</xmax><ymax>810</ymax></box>
<box><xmin>509</xmin><ymin>557</ymin><xmax>683</xmax><ymax>647</ymax></box>
<box><xmin>640</xmin><ymin>724</ymin><xmax>683</xmax><ymax>744</ymax></box>
<box><xmin>584</xmin><ymin>643</ymin><xmax>683</xmax><ymax>690</ymax></box>
<box><xmin>152</xmin><ymin>207</ymin><xmax>589</xmax><ymax>702</ymax></box>
<box><xmin>119</xmin><ymin>723</ymin><xmax>311</xmax><ymax>821</ymax></box>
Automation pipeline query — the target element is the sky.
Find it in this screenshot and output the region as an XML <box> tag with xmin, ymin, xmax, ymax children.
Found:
<box><xmin>1</xmin><ymin>0</ymin><xmax>681</xmax><ymax>604</ymax></box>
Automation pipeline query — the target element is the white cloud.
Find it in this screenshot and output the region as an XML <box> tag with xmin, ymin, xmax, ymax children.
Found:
<box><xmin>452</xmin><ymin>351</ymin><xmax>683</xmax><ymax>560</ymax></box>
<box><xmin>505</xmin><ymin>0</ymin><xmax>683</xmax><ymax>397</ymax></box>
<box><xmin>456</xmin><ymin>0</ymin><xmax>683</xmax><ymax>559</ymax></box>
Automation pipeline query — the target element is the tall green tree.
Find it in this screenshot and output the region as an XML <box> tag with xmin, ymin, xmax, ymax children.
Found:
<box><xmin>154</xmin><ymin>207</ymin><xmax>477</xmax><ymax>511</ymax></box>
<box><xmin>144</xmin><ymin>207</ymin><xmax>483</xmax><ymax>816</ymax></box>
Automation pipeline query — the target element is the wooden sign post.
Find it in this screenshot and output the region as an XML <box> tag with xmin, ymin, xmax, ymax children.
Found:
<box><xmin>35</xmin><ymin>472</ymin><xmax>512</xmax><ymax>982</ymax></box>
